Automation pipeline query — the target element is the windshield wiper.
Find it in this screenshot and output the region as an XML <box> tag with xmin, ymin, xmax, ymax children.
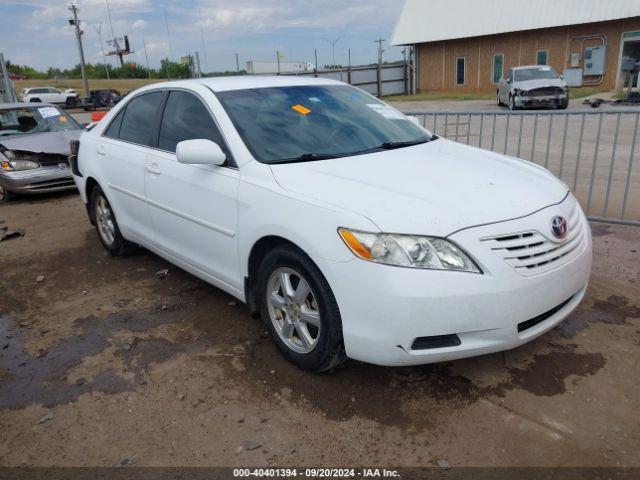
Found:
<box><xmin>379</xmin><ymin>139</ymin><xmax>430</xmax><ymax>150</ymax></box>
<box><xmin>271</xmin><ymin>152</ymin><xmax>341</xmax><ymax>164</ymax></box>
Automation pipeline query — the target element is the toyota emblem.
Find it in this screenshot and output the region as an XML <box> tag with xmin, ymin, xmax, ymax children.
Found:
<box><xmin>551</xmin><ymin>216</ymin><xmax>568</xmax><ymax>239</ymax></box>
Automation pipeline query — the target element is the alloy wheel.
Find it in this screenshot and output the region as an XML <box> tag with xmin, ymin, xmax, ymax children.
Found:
<box><xmin>266</xmin><ymin>267</ymin><xmax>321</xmax><ymax>354</ymax></box>
<box><xmin>95</xmin><ymin>196</ymin><xmax>115</xmax><ymax>246</ymax></box>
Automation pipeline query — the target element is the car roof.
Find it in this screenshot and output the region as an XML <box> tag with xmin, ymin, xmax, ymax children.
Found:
<box><xmin>132</xmin><ymin>75</ymin><xmax>344</xmax><ymax>95</ymax></box>
<box><xmin>0</xmin><ymin>102</ymin><xmax>57</xmax><ymax>110</ymax></box>
<box><xmin>512</xmin><ymin>65</ymin><xmax>555</xmax><ymax>71</ymax></box>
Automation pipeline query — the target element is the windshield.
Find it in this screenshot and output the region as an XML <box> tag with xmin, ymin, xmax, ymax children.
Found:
<box><xmin>514</xmin><ymin>67</ymin><xmax>559</xmax><ymax>82</ymax></box>
<box><xmin>0</xmin><ymin>106</ymin><xmax>82</xmax><ymax>138</ymax></box>
<box><xmin>216</xmin><ymin>85</ymin><xmax>433</xmax><ymax>163</ymax></box>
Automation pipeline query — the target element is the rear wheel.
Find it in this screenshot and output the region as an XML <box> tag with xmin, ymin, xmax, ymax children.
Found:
<box><xmin>257</xmin><ymin>245</ymin><xmax>347</xmax><ymax>373</ymax></box>
<box><xmin>91</xmin><ymin>185</ymin><xmax>136</xmax><ymax>255</ymax></box>
<box><xmin>0</xmin><ymin>185</ymin><xmax>14</xmax><ymax>203</ymax></box>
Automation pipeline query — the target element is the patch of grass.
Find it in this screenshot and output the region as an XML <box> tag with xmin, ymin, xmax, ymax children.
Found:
<box><xmin>384</xmin><ymin>91</ymin><xmax>496</xmax><ymax>102</ymax></box>
<box><xmin>568</xmin><ymin>87</ymin><xmax>610</xmax><ymax>99</ymax></box>
<box><xmin>385</xmin><ymin>87</ymin><xmax>612</xmax><ymax>102</ymax></box>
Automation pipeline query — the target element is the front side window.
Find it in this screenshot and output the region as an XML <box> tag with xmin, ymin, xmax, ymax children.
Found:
<box><xmin>0</xmin><ymin>106</ymin><xmax>82</xmax><ymax>138</ymax></box>
<box><xmin>118</xmin><ymin>91</ymin><xmax>164</xmax><ymax>146</ymax></box>
<box><xmin>536</xmin><ymin>50</ymin><xmax>549</xmax><ymax>65</ymax></box>
<box><xmin>456</xmin><ymin>57</ymin><xmax>466</xmax><ymax>85</ymax></box>
<box><xmin>493</xmin><ymin>54</ymin><xmax>504</xmax><ymax>84</ymax></box>
<box><xmin>104</xmin><ymin>108</ymin><xmax>125</xmax><ymax>139</ymax></box>
<box><xmin>515</xmin><ymin>66</ymin><xmax>558</xmax><ymax>81</ymax></box>
<box><xmin>158</xmin><ymin>91</ymin><xmax>226</xmax><ymax>154</ymax></box>
<box><xmin>216</xmin><ymin>85</ymin><xmax>433</xmax><ymax>164</ymax></box>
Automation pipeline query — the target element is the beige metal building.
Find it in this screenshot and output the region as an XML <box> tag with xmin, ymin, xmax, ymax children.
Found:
<box><xmin>392</xmin><ymin>0</ymin><xmax>640</xmax><ymax>94</ymax></box>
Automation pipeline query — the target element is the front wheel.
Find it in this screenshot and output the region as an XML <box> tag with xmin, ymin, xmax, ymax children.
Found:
<box><xmin>91</xmin><ymin>185</ymin><xmax>136</xmax><ymax>255</ymax></box>
<box><xmin>257</xmin><ymin>245</ymin><xmax>347</xmax><ymax>373</ymax></box>
<box><xmin>497</xmin><ymin>90</ymin><xmax>504</xmax><ymax>106</ymax></box>
<box><xmin>558</xmin><ymin>97</ymin><xmax>569</xmax><ymax>110</ymax></box>
<box><xmin>0</xmin><ymin>185</ymin><xmax>14</xmax><ymax>203</ymax></box>
<box><xmin>509</xmin><ymin>94</ymin><xmax>520</xmax><ymax>111</ymax></box>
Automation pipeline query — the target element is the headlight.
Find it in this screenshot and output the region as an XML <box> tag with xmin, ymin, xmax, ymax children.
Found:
<box><xmin>1</xmin><ymin>159</ymin><xmax>40</xmax><ymax>171</ymax></box>
<box><xmin>338</xmin><ymin>228</ymin><xmax>481</xmax><ymax>273</ymax></box>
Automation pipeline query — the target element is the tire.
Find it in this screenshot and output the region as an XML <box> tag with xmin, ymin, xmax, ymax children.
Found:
<box><xmin>29</xmin><ymin>98</ymin><xmax>41</xmax><ymax>103</ymax></box>
<box><xmin>66</xmin><ymin>96</ymin><xmax>79</xmax><ymax>107</ymax></box>
<box><xmin>90</xmin><ymin>185</ymin><xmax>136</xmax><ymax>256</ymax></box>
<box><xmin>558</xmin><ymin>97</ymin><xmax>569</xmax><ymax>110</ymax></box>
<box><xmin>0</xmin><ymin>185</ymin><xmax>14</xmax><ymax>203</ymax></box>
<box><xmin>256</xmin><ymin>245</ymin><xmax>347</xmax><ymax>373</ymax></box>
<box><xmin>497</xmin><ymin>90</ymin><xmax>504</xmax><ymax>106</ymax></box>
<box><xmin>509</xmin><ymin>94</ymin><xmax>520</xmax><ymax>111</ymax></box>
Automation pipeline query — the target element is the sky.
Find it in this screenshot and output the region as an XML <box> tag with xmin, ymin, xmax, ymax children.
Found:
<box><xmin>0</xmin><ymin>0</ymin><xmax>407</xmax><ymax>72</ymax></box>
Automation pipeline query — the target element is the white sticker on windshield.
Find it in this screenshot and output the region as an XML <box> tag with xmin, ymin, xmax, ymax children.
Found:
<box><xmin>38</xmin><ymin>107</ymin><xmax>60</xmax><ymax>118</ymax></box>
<box><xmin>366</xmin><ymin>103</ymin><xmax>405</xmax><ymax>120</ymax></box>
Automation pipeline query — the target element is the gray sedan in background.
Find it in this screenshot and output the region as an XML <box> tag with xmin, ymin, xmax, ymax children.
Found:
<box><xmin>0</xmin><ymin>103</ymin><xmax>82</xmax><ymax>202</ymax></box>
<box><xmin>498</xmin><ymin>65</ymin><xmax>569</xmax><ymax>110</ymax></box>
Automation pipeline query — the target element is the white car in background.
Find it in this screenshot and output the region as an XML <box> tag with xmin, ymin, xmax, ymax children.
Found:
<box><xmin>20</xmin><ymin>87</ymin><xmax>79</xmax><ymax>107</ymax></box>
<box><xmin>70</xmin><ymin>77</ymin><xmax>592</xmax><ymax>372</ymax></box>
<box><xmin>498</xmin><ymin>65</ymin><xmax>569</xmax><ymax>110</ymax></box>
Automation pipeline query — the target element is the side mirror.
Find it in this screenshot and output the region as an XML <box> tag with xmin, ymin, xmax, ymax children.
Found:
<box><xmin>176</xmin><ymin>139</ymin><xmax>226</xmax><ymax>166</ymax></box>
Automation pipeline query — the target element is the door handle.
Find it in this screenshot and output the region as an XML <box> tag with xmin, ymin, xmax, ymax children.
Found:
<box><xmin>145</xmin><ymin>164</ymin><xmax>162</xmax><ymax>175</ymax></box>
<box><xmin>96</xmin><ymin>146</ymin><xmax>106</xmax><ymax>156</ymax></box>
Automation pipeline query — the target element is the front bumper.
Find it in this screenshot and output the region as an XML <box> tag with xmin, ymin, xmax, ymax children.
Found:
<box><xmin>515</xmin><ymin>93</ymin><xmax>567</xmax><ymax>108</ymax></box>
<box><xmin>0</xmin><ymin>165</ymin><xmax>77</xmax><ymax>195</ymax></box>
<box><xmin>318</xmin><ymin>195</ymin><xmax>592</xmax><ymax>366</ymax></box>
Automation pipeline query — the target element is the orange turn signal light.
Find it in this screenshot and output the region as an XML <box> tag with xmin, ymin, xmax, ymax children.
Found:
<box><xmin>338</xmin><ymin>228</ymin><xmax>373</xmax><ymax>260</ymax></box>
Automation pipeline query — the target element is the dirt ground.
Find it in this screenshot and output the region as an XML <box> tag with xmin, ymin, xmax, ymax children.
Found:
<box><xmin>0</xmin><ymin>192</ymin><xmax>639</xmax><ymax>468</ymax></box>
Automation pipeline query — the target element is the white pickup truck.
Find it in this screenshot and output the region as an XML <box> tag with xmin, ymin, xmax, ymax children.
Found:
<box><xmin>20</xmin><ymin>87</ymin><xmax>79</xmax><ymax>106</ymax></box>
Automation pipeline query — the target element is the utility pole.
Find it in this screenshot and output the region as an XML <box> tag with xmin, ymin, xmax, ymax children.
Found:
<box><xmin>142</xmin><ymin>37</ymin><xmax>151</xmax><ymax>78</ymax></box>
<box><xmin>93</xmin><ymin>24</ymin><xmax>110</xmax><ymax>80</ymax></box>
<box><xmin>69</xmin><ymin>3</ymin><xmax>89</xmax><ymax>98</ymax></box>
<box><xmin>163</xmin><ymin>7</ymin><xmax>173</xmax><ymax>61</ymax></box>
<box><xmin>235</xmin><ymin>53</ymin><xmax>240</xmax><ymax>72</ymax></box>
<box><xmin>198</xmin><ymin>9</ymin><xmax>208</xmax><ymax>73</ymax></box>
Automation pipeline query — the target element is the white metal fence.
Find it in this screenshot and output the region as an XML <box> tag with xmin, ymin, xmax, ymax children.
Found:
<box><xmin>406</xmin><ymin>109</ymin><xmax>640</xmax><ymax>226</ymax></box>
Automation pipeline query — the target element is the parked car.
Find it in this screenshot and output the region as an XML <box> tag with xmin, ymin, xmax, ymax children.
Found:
<box><xmin>0</xmin><ymin>103</ymin><xmax>82</xmax><ymax>202</ymax></box>
<box><xmin>81</xmin><ymin>89</ymin><xmax>122</xmax><ymax>111</ymax></box>
<box><xmin>71</xmin><ymin>77</ymin><xmax>592</xmax><ymax>372</ymax></box>
<box><xmin>498</xmin><ymin>65</ymin><xmax>569</xmax><ymax>110</ymax></box>
<box><xmin>20</xmin><ymin>87</ymin><xmax>79</xmax><ymax>107</ymax></box>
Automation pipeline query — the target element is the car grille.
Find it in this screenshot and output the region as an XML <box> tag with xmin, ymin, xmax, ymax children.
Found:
<box><xmin>480</xmin><ymin>203</ymin><xmax>585</xmax><ymax>276</ymax></box>
<box><xmin>526</xmin><ymin>87</ymin><xmax>564</xmax><ymax>97</ymax></box>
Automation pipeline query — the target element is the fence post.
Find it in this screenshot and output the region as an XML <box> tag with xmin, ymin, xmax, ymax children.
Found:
<box><xmin>376</xmin><ymin>64</ymin><xmax>381</xmax><ymax>97</ymax></box>
<box><xmin>347</xmin><ymin>48</ymin><xmax>352</xmax><ymax>85</ymax></box>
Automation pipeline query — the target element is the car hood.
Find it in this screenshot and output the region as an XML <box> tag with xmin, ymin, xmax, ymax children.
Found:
<box><xmin>514</xmin><ymin>78</ymin><xmax>566</xmax><ymax>90</ymax></box>
<box><xmin>0</xmin><ymin>129</ymin><xmax>82</xmax><ymax>156</ymax></box>
<box><xmin>269</xmin><ymin>139</ymin><xmax>568</xmax><ymax>237</ymax></box>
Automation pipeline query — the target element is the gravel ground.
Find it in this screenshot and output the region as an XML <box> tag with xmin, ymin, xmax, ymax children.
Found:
<box><xmin>0</xmin><ymin>192</ymin><xmax>639</xmax><ymax>467</ymax></box>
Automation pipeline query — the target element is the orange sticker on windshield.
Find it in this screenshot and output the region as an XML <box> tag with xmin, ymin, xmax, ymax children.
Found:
<box><xmin>59</xmin><ymin>115</ymin><xmax>68</xmax><ymax>122</ymax></box>
<box><xmin>291</xmin><ymin>104</ymin><xmax>311</xmax><ymax>115</ymax></box>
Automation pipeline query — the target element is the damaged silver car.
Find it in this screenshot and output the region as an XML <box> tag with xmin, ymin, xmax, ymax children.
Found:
<box><xmin>497</xmin><ymin>65</ymin><xmax>569</xmax><ymax>110</ymax></box>
<box><xmin>0</xmin><ymin>103</ymin><xmax>82</xmax><ymax>202</ymax></box>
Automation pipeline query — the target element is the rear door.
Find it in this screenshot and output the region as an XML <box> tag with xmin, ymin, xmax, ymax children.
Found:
<box><xmin>144</xmin><ymin>88</ymin><xmax>240</xmax><ymax>289</ymax></box>
<box><xmin>95</xmin><ymin>90</ymin><xmax>164</xmax><ymax>244</ymax></box>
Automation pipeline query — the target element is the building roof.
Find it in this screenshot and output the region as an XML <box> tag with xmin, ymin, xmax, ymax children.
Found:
<box><xmin>391</xmin><ymin>0</ymin><xmax>640</xmax><ymax>45</ymax></box>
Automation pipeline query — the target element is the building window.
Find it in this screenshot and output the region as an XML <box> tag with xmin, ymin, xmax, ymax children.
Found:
<box><xmin>536</xmin><ymin>50</ymin><xmax>548</xmax><ymax>65</ymax></box>
<box><xmin>492</xmin><ymin>54</ymin><xmax>504</xmax><ymax>84</ymax></box>
<box><xmin>456</xmin><ymin>57</ymin><xmax>466</xmax><ymax>85</ymax></box>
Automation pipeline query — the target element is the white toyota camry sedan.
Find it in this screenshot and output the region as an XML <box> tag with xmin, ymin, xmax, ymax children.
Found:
<box><xmin>70</xmin><ymin>76</ymin><xmax>592</xmax><ymax>372</ymax></box>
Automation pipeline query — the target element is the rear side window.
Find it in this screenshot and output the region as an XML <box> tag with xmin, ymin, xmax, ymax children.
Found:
<box><xmin>158</xmin><ymin>90</ymin><xmax>226</xmax><ymax>154</ymax></box>
<box><xmin>104</xmin><ymin>109</ymin><xmax>124</xmax><ymax>138</ymax></box>
<box><xmin>118</xmin><ymin>91</ymin><xmax>163</xmax><ymax>146</ymax></box>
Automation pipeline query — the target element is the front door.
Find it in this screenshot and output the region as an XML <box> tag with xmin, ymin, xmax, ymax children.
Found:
<box><xmin>144</xmin><ymin>90</ymin><xmax>240</xmax><ymax>290</ymax></box>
